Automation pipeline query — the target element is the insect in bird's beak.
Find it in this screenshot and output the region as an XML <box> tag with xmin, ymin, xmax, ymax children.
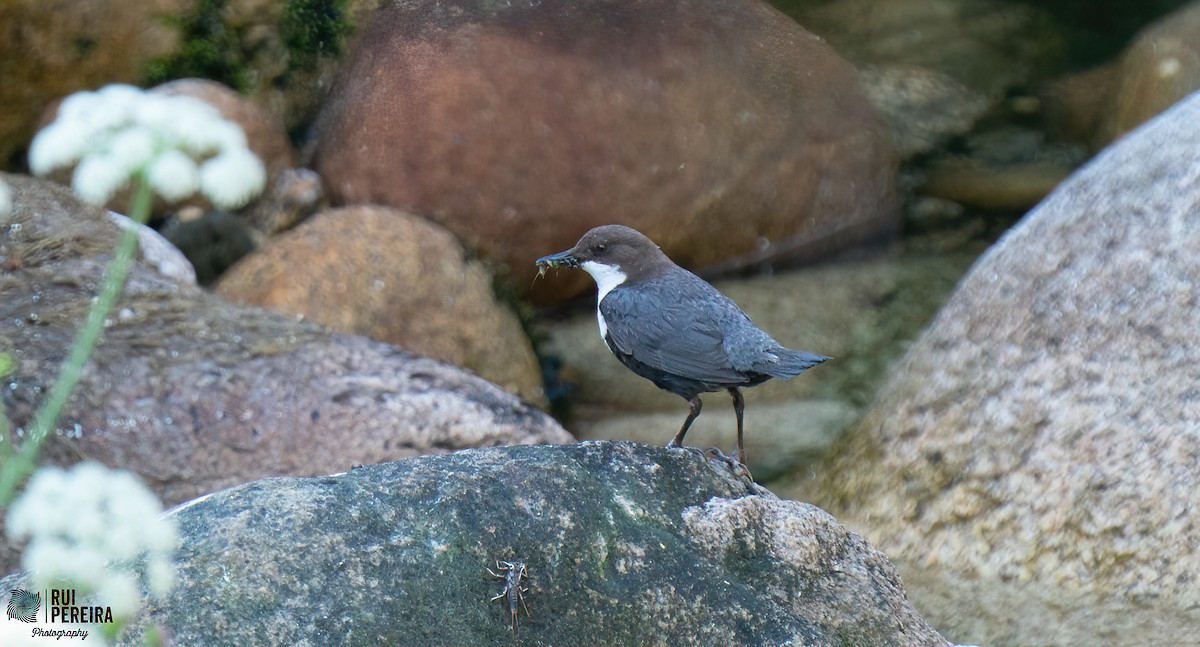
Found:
<box><xmin>533</xmin><ymin>249</ymin><xmax>578</xmax><ymax>286</ymax></box>
<box><xmin>535</xmin><ymin>250</ymin><xmax>579</xmax><ymax>271</ymax></box>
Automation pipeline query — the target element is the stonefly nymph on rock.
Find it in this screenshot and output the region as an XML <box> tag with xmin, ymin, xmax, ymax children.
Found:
<box><xmin>488</xmin><ymin>559</ymin><xmax>530</xmax><ymax>643</ymax></box>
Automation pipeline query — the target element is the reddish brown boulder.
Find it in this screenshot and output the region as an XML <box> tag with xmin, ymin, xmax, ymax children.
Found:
<box><xmin>312</xmin><ymin>0</ymin><xmax>897</xmax><ymax>303</ymax></box>
<box><xmin>217</xmin><ymin>205</ymin><xmax>544</xmax><ymax>403</ymax></box>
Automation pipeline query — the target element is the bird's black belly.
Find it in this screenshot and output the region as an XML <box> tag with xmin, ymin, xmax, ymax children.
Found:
<box><xmin>606</xmin><ymin>335</ymin><xmax>769</xmax><ymax>400</ymax></box>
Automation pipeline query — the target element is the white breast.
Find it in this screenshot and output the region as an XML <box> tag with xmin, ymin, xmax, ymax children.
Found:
<box><xmin>597</xmin><ymin>307</ymin><xmax>608</xmax><ymax>341</ymax></box>
<box><xmin>581</xmin><ymin>260</ymin><xmax>627</xmax><ymax>341</ymax></box>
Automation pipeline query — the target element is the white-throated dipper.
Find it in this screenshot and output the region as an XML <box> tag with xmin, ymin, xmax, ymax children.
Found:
<box><xmin>536</xmin><ymin>225</ymin><xmax>829</xmax><ymax>469</ymax></box>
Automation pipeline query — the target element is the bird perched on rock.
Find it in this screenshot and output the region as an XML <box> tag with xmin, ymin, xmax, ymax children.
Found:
<box><xmin>536</xmin><ymin>225</ymin><xmax>829</xmax><ymax>471</ymax></box>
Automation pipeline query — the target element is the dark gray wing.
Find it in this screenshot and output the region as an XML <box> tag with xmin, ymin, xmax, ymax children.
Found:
<box><xmin>599</xmin><ymin>272</ymin><xmax>750</xmax><ymax>384</ymax></box>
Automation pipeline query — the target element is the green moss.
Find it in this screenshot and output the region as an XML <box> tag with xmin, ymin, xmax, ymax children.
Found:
<box><xmin>281</xmin><ymin>0</ymin><xmax>351</xmax><ymax>74</ymax></box>
<box><xmin>145</xmin><ymin>0</ymin><xmax>252</xmax><ymax>91</ymax></box>
<box><xmin>144</xmin><ymin>0</ymin><xmax>350</xmax><ymax>91</ymax></box>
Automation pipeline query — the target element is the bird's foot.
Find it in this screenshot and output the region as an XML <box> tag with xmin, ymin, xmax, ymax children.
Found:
<box><xmin>668</xmin><ymin>442</ymin><xmax>710</xmax><ymax>459</ymax></box>
<box><xmin>702</xmin><ymin>447</ymin><xmax>754</xmax><ymax>482</ymax></box>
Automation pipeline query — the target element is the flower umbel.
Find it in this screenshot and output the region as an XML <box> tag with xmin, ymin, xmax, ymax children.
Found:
<box><xmin>6</xmin><ymin>462</ymin><xmax>179</xmax><ymax>619</ymax></box>
<box><xmin>200</xmin><ymin>148</ymin><xmax>268</xmax><ymax>210</ymax></box>
<box><xmin>29</xmin><ymin>83</ymin><xmax>266</xmax><ymax>208</ymax></box>
<box><xmin>0</xmin><ymin>83</ymin><xmax>269</xmax><ymax>509</ymax></box>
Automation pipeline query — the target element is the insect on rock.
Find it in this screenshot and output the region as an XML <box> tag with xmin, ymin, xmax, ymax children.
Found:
<box><xmin>488</xmin><ymin>559</ymin><xmax>531</xmax><ymax>641</ymax></box>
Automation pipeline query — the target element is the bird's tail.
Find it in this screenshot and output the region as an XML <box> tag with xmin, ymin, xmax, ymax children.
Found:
<box><xmin>761</xmin><ymin>349</ymin><xmax>830</xmax><ymax>379</ymax></box>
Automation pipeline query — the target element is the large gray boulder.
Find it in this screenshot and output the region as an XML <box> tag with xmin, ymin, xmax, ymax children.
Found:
<box><xmin>791</xmin><ymin>90</ymin><xmax>1200</xmax><ymax>645</ymax></box>
<box><xmin>38</xmin><ymin>442</ymin><xmax>952</xmax><ymax>646</ymax></box>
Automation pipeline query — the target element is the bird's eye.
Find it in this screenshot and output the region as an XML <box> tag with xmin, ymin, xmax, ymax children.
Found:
<box><xmin>594</xmin><ymin>243</ymin><xmax>606</xmax><ymax>253</ymax></box>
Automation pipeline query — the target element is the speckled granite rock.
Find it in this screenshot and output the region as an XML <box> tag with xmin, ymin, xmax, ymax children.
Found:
<box><xmin>0</xmin><ymin>172</ymin><xmax>569</xmax><ymax>574</ymax></box>
<box><xmin>790</xmin><ymin>90</ymin><xmax>1200</xmax><ymax>646</ymax></box>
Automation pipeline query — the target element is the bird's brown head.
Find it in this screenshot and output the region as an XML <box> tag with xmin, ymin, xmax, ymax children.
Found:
<box><xmin>535</xmin><ymin>225</ymin><xmax>671</xmax><ymax>283</ymax></box>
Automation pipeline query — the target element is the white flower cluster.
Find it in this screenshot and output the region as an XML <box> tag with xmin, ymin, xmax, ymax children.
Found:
<box><xmin>6</xmin><ymin>462</ymin><xmax>179</xmax><ymax>620</ymax></box>
<box><xmin>28</xmin><ymin>84</ymin><xmax>266</xmax><ymax>209</ymax></box>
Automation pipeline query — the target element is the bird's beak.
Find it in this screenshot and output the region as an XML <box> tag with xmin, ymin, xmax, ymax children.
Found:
<box><xmin>535</xmin><ymin>248</ymin><xmax>579</xmax><ymax>269</ymax></box>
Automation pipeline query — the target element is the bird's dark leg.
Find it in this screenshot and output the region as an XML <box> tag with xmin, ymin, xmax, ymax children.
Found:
<box><xmin>728</xmin><ymin>387</ymin><xmax>746</xmax><ymax>465</ymax></box>
<box><xmin>668</xmin><ymin>395</ymin><xmax>703</xmax><ymax>447</ymax></box>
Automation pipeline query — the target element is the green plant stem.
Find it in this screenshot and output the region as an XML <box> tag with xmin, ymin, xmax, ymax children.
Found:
<box><xmin>0</xmin><ymin>399</ymin><xmax>11</xmax><ymax>462</ymax></box>
<box><xmin>0</xmin><ymin>174</ymin><xmax>153</xmax><ymax>507</ymax></box>
<box><xmin>0</xmin><ymin>353</ymin><xmax>13</xmax><ymax>460</ymax></box>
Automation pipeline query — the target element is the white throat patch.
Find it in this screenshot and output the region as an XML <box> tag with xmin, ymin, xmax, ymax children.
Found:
<box><xmin>581</xmin><ymin>261</ymin><xmax>627</xmax><ymax>302</ymax></box>
<box><xmin>581</xmin><ymin>260</ymin><xmax>627</xmax><ymax>341</ymax></box>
